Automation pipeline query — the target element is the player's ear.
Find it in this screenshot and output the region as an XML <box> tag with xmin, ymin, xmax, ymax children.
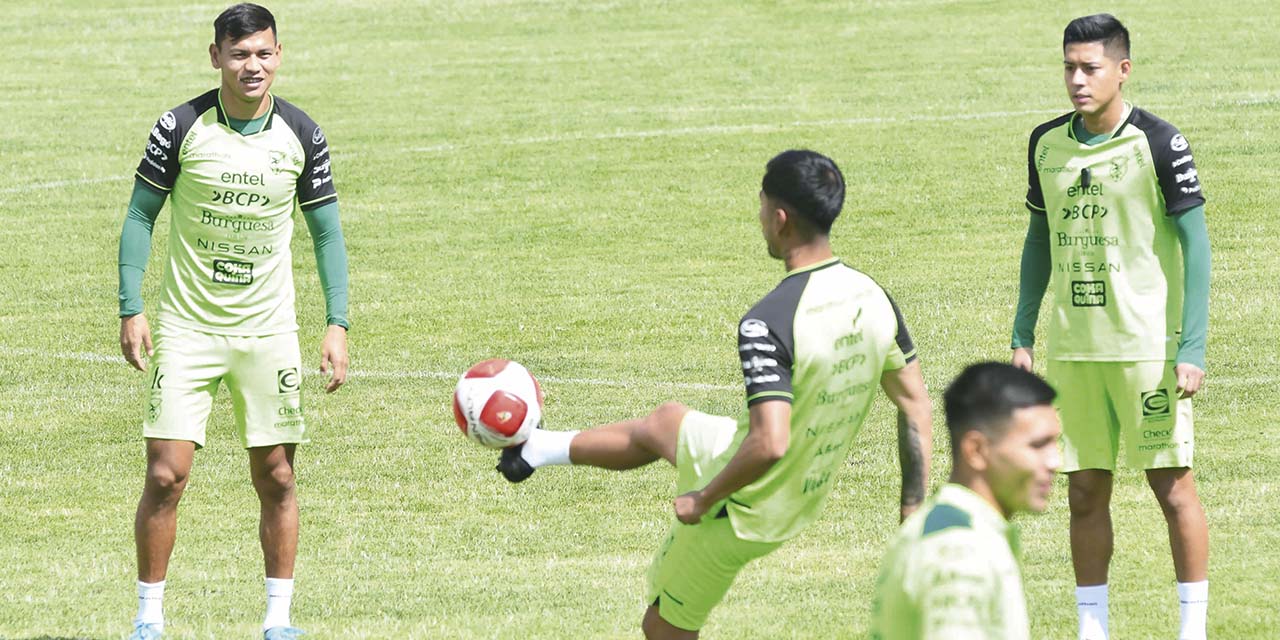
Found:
<box><xmin>209</xmin><ymin>42</ymin><xmax>221</xmax><ymax>69</ymax></box>
<box><xmin>959</xmin><ymin>431</ymin><xmax>989</xmax><ymax>473</ymax></box>
<box><xmin>1117</xmin><ymin>58</ymin><xmax>1131</xmax><ymax>83</ymax></box>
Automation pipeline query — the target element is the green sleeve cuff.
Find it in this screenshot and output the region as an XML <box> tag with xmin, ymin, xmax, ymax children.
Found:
<box><xmin>1011</xmin><ymin>213</ymin><xmax>1051</xmax><ymax>349</ymax></box>
<box><xmin>302</xmin><ymin>201</ymin><xmax>351</xmax><ymax>329</ymax></box>
<box><xmin>118</xmin><ymin>179</ymin><xmax>165</xmax><ymax>316</ymax></box>
<box><xmin>1174</xmin><ymin>205</ymin><xmax>1209</xmax><ymax>369</ymax></box>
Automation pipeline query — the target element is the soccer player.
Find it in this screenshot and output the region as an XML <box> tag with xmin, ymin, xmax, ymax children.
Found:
<box><xmin>869</xmin><ymin>362</ymin><xmax>1061</xmax><ymax>640</ymax></box>
<box><xmin>493</xmin><ymin>150</ymin><xmax>934</xmax><ymax>639</ymax></box>
<box><xmin>118</xmin><ymin>4</ymin><xmax>350</xmax><ymax>639</ymax></box>
<box><xmin>1011</xmin><ymin>14</ymin><xmax>1211</xmax><ymax>640</ymax></box>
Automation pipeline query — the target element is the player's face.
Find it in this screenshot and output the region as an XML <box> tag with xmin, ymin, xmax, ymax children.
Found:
<box><xmin>986</xmin><ymin>405</ymin><xmax>1061</xmax><ymax>517</ymax></box>
<box><xmin>210</xmin><ymin>29</ymin><xmax>281</xmax><ymax>108</ymax></box>
<box><xmin>1063</xmin><ymin>42</ymin><xmax>1130</xmax><ymax>118</ymax></box>
<box><xmin>758</xmin><ymin>191</ymin><xmax>783</xmax><ymax>259</ymax></box>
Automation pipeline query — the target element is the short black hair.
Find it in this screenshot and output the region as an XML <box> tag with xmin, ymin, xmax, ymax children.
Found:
<box><xmin>1063</xmin><ymin>13</ymin><xmax>1130</xmax><ymax>60</ymax></box>
<box><xmin>944</xmin><ymin>362</ymin><xmax>1056</xmax><ymax>458</ymax></box>
<box><xmin>761</xmin><ymin>150</ymin><xmax>845</xmax><ymax>234</ymax></box>
<box><xmin>214</xmin><ymin>3</ymin><xmax>277</xmax><ymax>46</ymax></box>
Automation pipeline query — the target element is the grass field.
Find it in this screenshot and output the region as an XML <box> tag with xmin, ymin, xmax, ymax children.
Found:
<box><xmin>2</xmin><ymin>0</ymin><xmax>1278</xmax><ymax>638</ymax></box>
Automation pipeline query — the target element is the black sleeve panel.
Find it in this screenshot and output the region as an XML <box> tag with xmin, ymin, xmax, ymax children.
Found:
<box><xmin>1024</xmin><ymin>113</ymin><xmax>1072</xmax><ymax>215</ymax></box>
<box><xmin>134</xmin><ymin>91</ymin><xmax>212</xmax><ymax>191</ymax></box>
<box><xmin>273</xmin><ymin>97</ymin><xmax>338</xmax><ymax>211</ymax></box>
<box><xmin>738</xmin><ymin>272</ymin><xmax>808</xmax><ymax>406</ymax></box>
<box><xmin>883</xmin><ymin>290</ymin><xmax>918</xmax><ymax>363</ymax></box>
<box><xmin>1133</xmin><ymin>108</ymin><xmax>1206</xmax><ymax>216</ymax></box>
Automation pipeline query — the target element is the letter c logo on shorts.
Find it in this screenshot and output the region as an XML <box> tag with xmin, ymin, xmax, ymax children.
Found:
<box><xmin>739</xmin><ymin>318</ymin><xmax>769</xmax><ymax>338</ymax></box>
<box><xmin>1141</xmin><ymin>389</ymin><xmax>1170</xmax><ymax>417</ymax></box>
<box><xmin>277</xmin><ymin>367</ymin><xmax>300</xmax><ymax>393</ymax></box>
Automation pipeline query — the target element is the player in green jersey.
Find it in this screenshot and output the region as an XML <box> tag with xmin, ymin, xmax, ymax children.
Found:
<box><xmin>492</xmin><ymin>150</ymin><xmax>934</xmax><ymax>638</ymax></box>
<box><xmin>118</xmin><ymin>5</ymin><xmax>349</xmax><ymax>639</ymax></box>
<box><xmin>870</xmin><ymin>362</ymin><xmax>1060</xmax><ymax>640</ymax></box>
<box><xmin>1011</xmin><ymin>14</ymin><xmax>1210</xmax><ymax>640</ymax></box>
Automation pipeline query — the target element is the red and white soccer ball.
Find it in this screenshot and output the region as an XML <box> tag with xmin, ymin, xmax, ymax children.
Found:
<box><xmin>452</xmin><ymin>359</ymin><xmax>544</xmax><ymax>449</ymax></box>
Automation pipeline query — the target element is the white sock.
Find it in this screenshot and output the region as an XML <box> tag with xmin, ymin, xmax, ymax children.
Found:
<box><xmin>1177</xmin><ymin>580</ymin><xmax>1208</xmax><ymax>640</ymax></box>
<box><xmin>1076</xmin><ymin>584</ymin><xmax>1109</xmax><ymax>640</ymax></box>
<box><xmin>263</xmin><ymin>577</ymin><xmax>294</xmax><ymax>630</ymax></box>
<box><xmin>519</xmin><ymin>429</ymin><xmax>578</xmax><ymax>468</ymax></box>
<box><xmin>134</xmin><ymin>580</ymin><xmax>165</xmax><ymax>630</ymax></box>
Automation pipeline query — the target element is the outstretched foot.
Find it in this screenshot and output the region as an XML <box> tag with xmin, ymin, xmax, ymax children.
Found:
<box><xmin>496</xmin><ymin>443</ymin><xmax>535</xmax><ymax>483</ymax></box>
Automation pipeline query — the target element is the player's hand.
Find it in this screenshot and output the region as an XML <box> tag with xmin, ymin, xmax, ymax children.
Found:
<box><xmin>1175</xmin><ymin>362</ymin><xmax>1205</xmax><ymax>399</ymax></box>
<box><xmin>120</xmin><ymin>313</ymin><xmax>153</xmax><ymax>372</ymax></box>
<box><xmin>1012</xmin><ymin>347</ymin><xmax>1034</xmax><ymax>372</ymax></box>
<box><xmin>674</xmin><ymin>491</ymin><xmax>710</xmax><ymax>525</ymax></box>
<box><xmin>320</xmin><ymin>324</ymin><xmax>349</xmax><ymax>393</ymax></box>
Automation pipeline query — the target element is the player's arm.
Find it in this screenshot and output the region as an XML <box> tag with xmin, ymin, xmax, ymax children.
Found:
<box><xmin>301</xmin><ymin>201</ymin><xmax>350</xmax><ymax>393</ymax></box>
<box><xmin>674</xmin><ymin>400</ymin><xmax>790</xmax><ymax>524</ymax></box>
<box><xmin>1173</xmin><ymin>204</ymin><xmax>1210</xmax><ymax>397</ymax></box>
<box><xmin>294</xmin><ymin>117</ymin><xmax>348</xmax><ymax>392</ymax></box>
<box><xmin>1011</xmin><ymin>213</ymin><xmax>1050</xmax><ymax>373</ymax></box>
<box><xmin>118</xmin><ymin>179</ymin><xmax>167</xmax><ymax>371</ymax></box>
<box><xmin>881</xmin><ymin>360</ymin><xmax>931</xmax><ymax>521</ymax></box>
<box><xmin>878</xmin><ymin>293</ymin><xmax>931</xmax><ymax>520</ymax></box>
<box><xmin>1151</xmin><ymin>125</ymin><xmax>1209</xmax><ymax>397</ymax></box>
<box><xmin>675</xmin><ymin>309</ymin><xmax>795</xmax><ymax>524</ymax></box>
<box><xmin>1012</xmin><ymin>129</ymin><xmax>1052</xmax><ymax>371</ymax></box>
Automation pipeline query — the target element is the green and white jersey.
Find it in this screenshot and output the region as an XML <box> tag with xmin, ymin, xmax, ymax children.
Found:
<box><xmin>135</xmin><ymin>89</ymin><xmax>338</xmax><ymax>336</ymax></box>
<box><xmin>1025</xmin><ymin>104</ymin><xmax>1205</xmax><ymax>361</ymax></box>
<box><xmin>869</xmin><ymin>484</ymin><xmax>1027</xmax><ymax>640</ymax></box>
<box><xmin>728</xmin><ymin>257</ymin><xmax>916</xmax><ymax>543</ymax></box>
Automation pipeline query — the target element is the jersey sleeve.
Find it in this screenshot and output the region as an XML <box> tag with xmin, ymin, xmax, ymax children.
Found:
<box><xmin>1149</xmin><ymin>125</ymin><xmax>1206</xmax><ymax>215</ymax></box>
<box><xmin>883</xmin><ymin>291</ymin><xmax>918</xmax><ymax>370</ymax></box>
<box><xmin>134</xmin><ymin>109</ymin><xmax>188</xmax><ymax>193</ymax></box>
<box><xmin>296</xmin><ymin>122</ymin><xmax>338</xmax><ymax>211</ymax></box>
<box><xmin>739</xmin><ymin>314</ymin><xmax>794</xmax><ymax>405</ymax></box>
<box><xmin>1024</xmin><ymin>128</ymin><xmax>1047</xmax><ymax>215</ymax></box>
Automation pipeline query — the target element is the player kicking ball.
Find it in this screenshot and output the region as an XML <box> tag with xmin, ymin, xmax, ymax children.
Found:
<box><xmin>1011</xmin><ymin>14</ymin><xmax>1211</xmax><ymax>640</ymax></box>
<box><xmin>496</xmin><ymin>150</ymin><xmax>934</xmax><ymax>638</ymax></box>
<box><xmin>870</xmin><ymin>362</ymin><xmax>1061</xmax><ymax>639</ymax></box>
<box><xmin>119</xmin><ymin>4</ymin><xmax>350</xmax><ymax>638</ymax></box>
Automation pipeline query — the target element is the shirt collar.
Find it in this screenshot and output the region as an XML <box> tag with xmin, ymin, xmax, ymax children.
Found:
<box><xmin>936</xmin><ymin>483</ymin><xmax>1019</xmax><ymax>554</ymax></box>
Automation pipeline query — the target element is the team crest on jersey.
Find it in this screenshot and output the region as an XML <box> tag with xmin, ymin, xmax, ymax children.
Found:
<box><xmin>739</xmin><ymin>318</ymin><xmax>769</xmax><ymax>338</ymax></box>
<box><xmin>1109</xmin><ymin>156</ymin><xmax>1129</xmax><ymax>181</ymax></box>
<box><xmin>269</xmin><ymin>150</ymin><xmax>287</xmax><ymax>175</ymax></box>
<box><xmin>312</xmin><ymin>127</ymin><xmax>325</xmax><ymax>145</ymax></box>
<box><xmin>160</xmin><ymin>111</ymin><xmax>176</xmax><ymax>131</ymax></box>
<box><xmin>1170</xmin><ymin>134</ymin><xmax>1188</xmax><ymax>152</ymax></box>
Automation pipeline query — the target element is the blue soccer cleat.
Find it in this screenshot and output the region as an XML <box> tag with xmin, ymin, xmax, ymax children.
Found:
<box><xmin>127</xmin><ymin>622</ymin><xmax>163</xmax><ymax>640</ymax></box>
<box><xmin>264</xmin><ymin>627</ymin><xmax>305</xmax><ymax>640</ymax></box>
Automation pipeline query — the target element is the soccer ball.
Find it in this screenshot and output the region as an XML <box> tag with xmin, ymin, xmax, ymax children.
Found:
<box><xmin>452</xmin><ymin>359</ymin><xmax>544</xmax><ymax>449</ymax></box>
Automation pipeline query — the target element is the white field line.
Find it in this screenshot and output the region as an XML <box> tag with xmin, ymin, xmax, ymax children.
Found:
<box><xmin>0</xmin><ymin>108</ymin><xmax>1062</xmax><ymax>192</ymax></box>
<box><xmin>407</xmin><ymin>108</ymin><xmax>1068</xmax><ymax>153</ymax></box>
<box><xmin>0</xmin><ymin>175</ymin><xmax>129</xmax><ymax>194</ymax></box>
<box><xmin>11</xmin><ymin>348</ymin><xmax>740</xmax><ymax>392</ymax></box>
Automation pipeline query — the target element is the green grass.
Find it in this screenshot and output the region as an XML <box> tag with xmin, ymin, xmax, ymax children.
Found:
<box><xmin>2</xmin><ymin>0</ymin><xmax>1278</xmax><ymax>637</ymax></box>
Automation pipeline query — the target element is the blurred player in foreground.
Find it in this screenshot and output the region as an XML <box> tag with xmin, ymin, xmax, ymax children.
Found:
<box><xmin>870</xmin><ymin>362</ymin><xmax>1060</xmax><ymax>639</ymax></box>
